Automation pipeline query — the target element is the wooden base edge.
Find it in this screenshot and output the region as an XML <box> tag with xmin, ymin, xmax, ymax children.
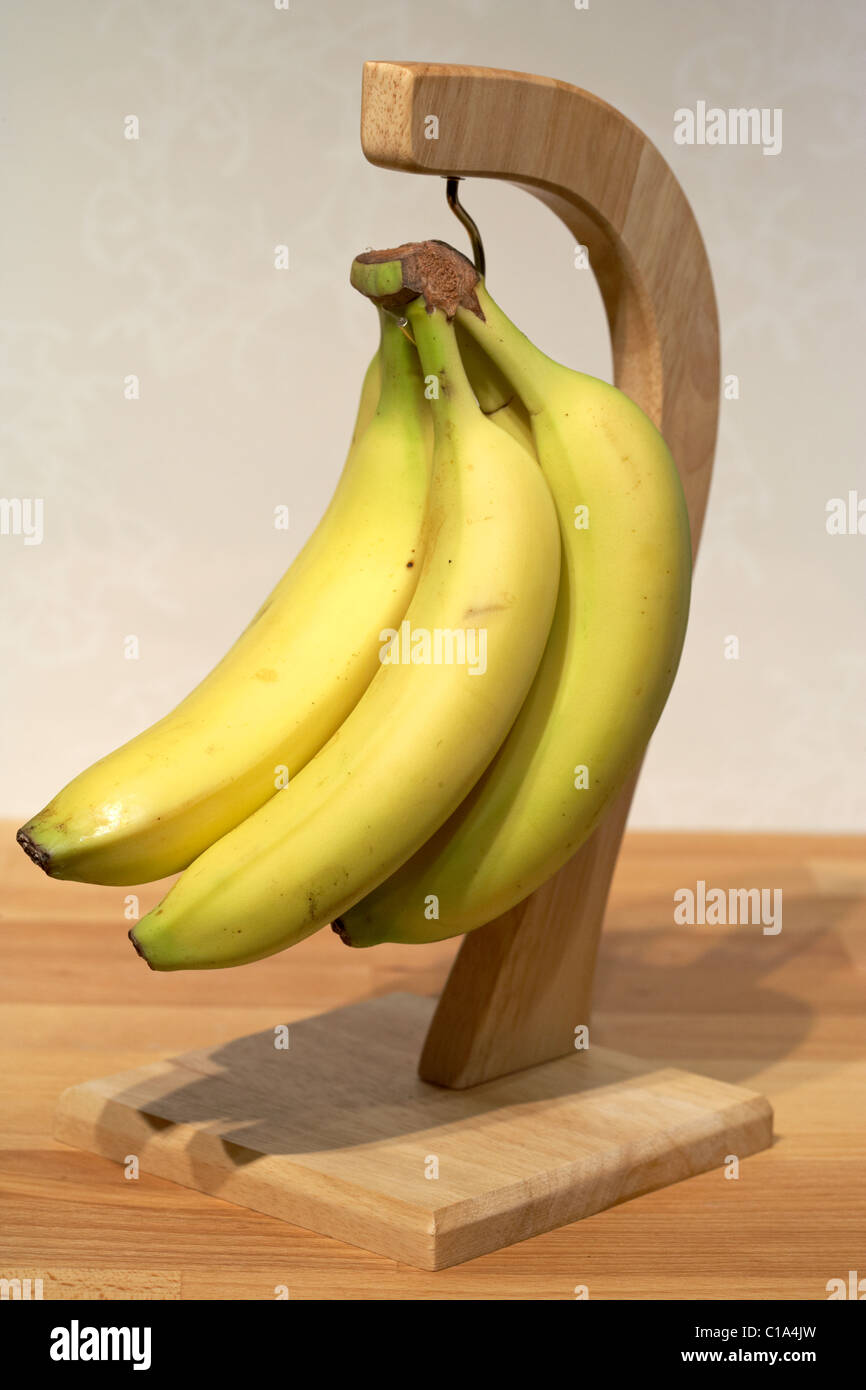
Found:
<box><xmin>54</xmin><ymin>992</ymin><xmax>773</xmax><ymax>1271</ymax></box>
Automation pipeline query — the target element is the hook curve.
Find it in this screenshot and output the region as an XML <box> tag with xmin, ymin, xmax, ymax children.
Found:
<box><xmin>445</xmin><ymin>177</ymin><xmax>486</xmax><ymax>279</ymax></box>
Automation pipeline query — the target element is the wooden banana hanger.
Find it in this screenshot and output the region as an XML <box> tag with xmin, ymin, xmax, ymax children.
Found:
<box><xmin>56</xmin><ymin>62</ymin><xmax>771</xmax><ymax>1271</ymax></box>
<box><xmin>360</xmin><ymin>60</ymin><xmax>721</xmax><ymax>1088</ymax></box>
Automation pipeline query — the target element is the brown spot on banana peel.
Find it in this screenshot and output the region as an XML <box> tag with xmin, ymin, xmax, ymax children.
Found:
<box><xmin>463</xmin><ymin>603</ymin><xmax>507</xmax><ymax>618</ymax></box>
<box><xmin>351</xmin><ymin>240</ymin><xmax>485</xmax><ymax>322</ymax></box>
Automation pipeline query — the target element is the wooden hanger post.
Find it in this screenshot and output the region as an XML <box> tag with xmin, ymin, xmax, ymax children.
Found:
<box><xmin>361</xmin><ymin>60</ymin><xmax>720</xmax><ymax>1088</ymax></box>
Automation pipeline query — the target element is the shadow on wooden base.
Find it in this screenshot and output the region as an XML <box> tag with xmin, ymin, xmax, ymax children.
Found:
<box><xmin>54</xmin><ymin>993</ymin><xmax>772</xmax><ymax>1271</ymax></box>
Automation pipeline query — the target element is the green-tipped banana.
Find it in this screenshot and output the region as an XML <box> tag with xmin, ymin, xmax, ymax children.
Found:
<box><xmin>337</xmin><ymin>263</ymin><xmax>692</xmax><ymax>947</ymax></box>
<box><xmin>130</xmin><ymin>280</ymin><xmax>560</xmax><ymax>969</ymax></box>
<box><xmin>17</xmin><ymin>310</ymin><xmax>430</xmax><ymax>885</ymax></box>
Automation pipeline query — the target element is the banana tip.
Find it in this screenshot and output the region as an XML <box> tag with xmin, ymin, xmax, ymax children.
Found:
<box><xmin>16</xmin><ymin>827</ymin><xmax>51</xmax><ymax>874</ymax></box>
<box><xmin>331</xmin><ymin>917</ymin><xmax>353</xmax><ymax>947</ymax></box>
<box><xmin>128</xmin><ymin>927</ymin><xmax>155</xmax><ymax>970</ymax></box>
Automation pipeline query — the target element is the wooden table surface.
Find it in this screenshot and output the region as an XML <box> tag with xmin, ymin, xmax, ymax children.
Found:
<box><xmin>1</xmin><ymin>824</ymin><xmax>864</xmax><ymax>1301</ymax></box>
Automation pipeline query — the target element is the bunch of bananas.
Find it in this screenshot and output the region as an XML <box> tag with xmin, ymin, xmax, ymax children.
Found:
<box><xmin>17</xmin><ymin>240</ymin><xmax>691</xmax><ymax>969</ymax></box>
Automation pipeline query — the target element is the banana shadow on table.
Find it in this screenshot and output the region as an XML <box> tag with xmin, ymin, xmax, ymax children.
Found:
<box><xmin>84</xmin><ymin>885</ymin><xmax>858</xmax><ymax>1188</ymax></box>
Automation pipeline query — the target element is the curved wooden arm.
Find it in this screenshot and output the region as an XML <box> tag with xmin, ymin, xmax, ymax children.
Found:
<box><xmin>361</xmin><ymin>61</ymin><xmax>720</xmax><ymax>1087</ymax></box>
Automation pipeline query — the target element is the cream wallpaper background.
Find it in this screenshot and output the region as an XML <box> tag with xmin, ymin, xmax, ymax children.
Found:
<box><xmin>1</xmin><ymin>0</ymin><xmax>864</xmax><ymax>829</ymax></box>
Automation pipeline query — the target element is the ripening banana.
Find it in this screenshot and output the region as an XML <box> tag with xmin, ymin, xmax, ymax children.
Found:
<box><xmin>129</xmin><ymin>277</ymin><xmax>561</xmax><ymax>969</ymax></box>
<box><xmin>16</xmin><ymin>310</ymin><xmax>431</xmax><ymax>886</ymax></box>
<box><xmin>335</xmin><ymin>251</ymin><xmax>692</xmax><ymax>947</ymax></box>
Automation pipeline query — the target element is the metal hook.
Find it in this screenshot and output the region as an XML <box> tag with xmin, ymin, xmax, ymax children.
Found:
<box><xmin>445</xmin><ymin>177</ymin><xmax>486</xmax><ymax>279</ymax></box>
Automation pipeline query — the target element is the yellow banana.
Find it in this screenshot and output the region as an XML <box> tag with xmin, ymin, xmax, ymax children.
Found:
<box><xmin>337</xmin><ymin>264</ymin><xmax>692</xmax><ymax>947</ymax></box>
<box><xmin>455</xmin><ymin>320</ymin><xmax>534</xmax><ymax>454</ymax></box>
<box><xmin>130</xmin><ymin>282</ymin><xmax>560</xmax><ymax>969</ymax></box>
<box><xmin>17</xmin><ymin>310</ymin><xmax>430</xmax><ymax>885</ymax></box>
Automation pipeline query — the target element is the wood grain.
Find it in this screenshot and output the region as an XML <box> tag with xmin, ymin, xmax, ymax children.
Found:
<box><xmin>360</xmin><ymin>61</ymin><xmax>720</xmax><ymax>1086</ymax></box>
<box><xmin>1</xmin><ymin>826</ymin><xmax>863</xmax><ymax>1296</ymax></box>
